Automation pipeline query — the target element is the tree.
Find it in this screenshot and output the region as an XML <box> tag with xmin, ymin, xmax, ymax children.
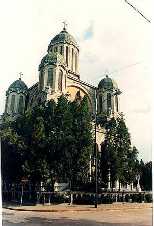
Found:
<box><xmin>139</xmin><ymin>161</ymin><xmax>152</xmax><ymax>191</ymax></box>
<box><xmin>53</xmin><ymin>95</ymin><xmax>74</xmax><ymax>182</ymax></box>
<box><xmin>1</xmin><ymin>116</ymin><xmax>26</xmax><ymax>183</ymax></box>
<box><xmin>52</xmin><ymin>95</ymin><xmax>93</xmax><ymax>187</ymax></box>
<box><xmin>70</xmin><ymin>96</ymin><xmax>93</xmax><ymax>186</ymax></box>
<box><xmin>1</xmin><ymin>104</ymin><xmax>50</xmax><ymax>184</ymax></box>
<box><xmin>1</xmin><ymin>95</ymin><xmax>93</xmax><ymax>190</ymax></box>
<box><xmin>100</xmin><ymin>114</ymin><xmax>139</xmax><ymax>188</ymax></box>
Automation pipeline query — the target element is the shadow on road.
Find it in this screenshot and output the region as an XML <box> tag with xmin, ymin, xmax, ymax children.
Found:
<box><xmin>3</xmin><ymin>216</ymin><xmax>143</xmax><ymax>226</ymax></box>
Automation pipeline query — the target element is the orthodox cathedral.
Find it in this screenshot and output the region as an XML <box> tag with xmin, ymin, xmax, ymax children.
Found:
<box><xmin>3</xmin><ymin>24</ymin><xmax>121</xmax><ymax>148</ymax></box>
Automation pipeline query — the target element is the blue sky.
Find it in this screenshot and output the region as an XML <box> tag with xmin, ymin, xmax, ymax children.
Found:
<box><xmin>83</xmin><ymin>22</ymin><xmax>94</xmax><ymax>40</ymax></box>
<box><xmin>0</xmin><ymin>0</ymin><xmax>152</xmax><ymax>161</ymax></box>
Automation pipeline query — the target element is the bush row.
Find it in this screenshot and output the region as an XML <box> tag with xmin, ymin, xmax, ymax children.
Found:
<box><xmin>3</xmin><ymin>191</ymin><xmax>152</xmax><ymax>204</ymax></box>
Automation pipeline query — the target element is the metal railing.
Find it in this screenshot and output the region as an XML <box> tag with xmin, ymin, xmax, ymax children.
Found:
<box><xmin>2</xmin><ymin>183</ymin><xmax>152</xmax><ymax>206</ymax></box>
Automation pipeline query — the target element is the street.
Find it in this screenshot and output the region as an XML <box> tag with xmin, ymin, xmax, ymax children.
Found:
<box><xmin>2</xmin><ymin>206</ymin><xmax>152</xmax><ymax>226</ymax></box>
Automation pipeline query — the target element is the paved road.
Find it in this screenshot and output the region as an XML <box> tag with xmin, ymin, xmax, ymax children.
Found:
<box><xmin>2</xmin><ymin>207</ymin><xmax>152</xmax><ymax>226</ymax></box>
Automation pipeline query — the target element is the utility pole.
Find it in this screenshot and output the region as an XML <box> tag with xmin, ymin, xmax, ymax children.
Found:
<box><xmin>94</xmin><ymin>88</ymin><xmax>98</xmax><ymax>208</ymax></box>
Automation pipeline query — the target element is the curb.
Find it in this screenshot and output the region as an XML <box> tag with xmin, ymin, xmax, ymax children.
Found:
<box><xmin>4</xmin><ymin>207</ymin><xmax>95</xmax><ymax>212</ymax></box>
<box><xmin>3</xmin><ymin>204</ymin><xmax>152</xmax><ymax>212</ymax></box>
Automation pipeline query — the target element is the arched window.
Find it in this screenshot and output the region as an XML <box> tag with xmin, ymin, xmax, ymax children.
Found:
<box><xmin>71</xmin><ymin>48</ymin><xmax>74</xmax><ymax>70</ymax></box>
<box><xmin>65</xmin><ymin>75</ymin><xmax>66</xmax><ymax>88</ymax></box>
<box><xmin>107</xmin><ymin>93</ymin><xmax>111</xmax><ymax>109</ymax></box>
<box><xmin>60</xmin><ymin>46</ymin><xmax>63</xmax><ymax>55</ymax></box>
<box><xmin>58</xmin><ymin>70</ymin><xmax>63</xmax><ymax>91</ymax></box>
<box><xmin>66</xmin><ymin>46</ymin><xmax>68</xmax><ymax>66</ymax></box>
<box><xmin>39</xmin><ymin>70</ymin><xmax>44</xmax><ymax>89</ymax></box>
<box><xmin>10</xmin><ymin>94</ymin><xmax>15</xmax><ymax>113</ymax></box>
<box><xmin>115</xmin><ymin>95</ymin><xmax>119</xmax><ymax>112</ymax></box>
<box><xmin>99</xmin><ymin>95</ymin><xmax>102</xmax><ymax>113</ymax></box>
<box><xmin>18</xmin><ymin>95</ymin><xmax>24</xmax><ymax>114</ymax></box>
<box><xmin>47</xmin><ymin>68</ymin><xmax>53</xmax><ymax>87</ymax></box>
<box><xmin>54</xmin><ymin>46</ymin><xmax>58</xmax><ymax>52</ymax></box>
<box><xmin>75</xmin><ymin>53</ymin><xmax>77</xmax><ymax>72</ymax></box>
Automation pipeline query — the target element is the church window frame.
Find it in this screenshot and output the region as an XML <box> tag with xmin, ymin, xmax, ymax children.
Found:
<box><xmin>10</xmin><ymin>94</ymin><xmax>15</xmax><ymax>113</ymax></box>
<box><xmin>58</xmin><ymin>69</ymin><xmax>63</xmax><ymax>92</ymax></box>
<box><xmin>99</xmin><ymin>95</ymin><xmax>103</xmax><ymax>113</ymax></box>
<box><xmin>65</xmin><ymin>74</ymin><xmax>66</xmax><ymax>88</ymax></box>
<box><xmin>107</xmin><ymin>93</ymin><xmax>112</xmax><ymax>109</ymax></box>
<box><xmin>75</xmin><ymin>52</ymin><xmax>77</xmax><ymax>72</ymax></box>
<box><xmin>60</xmin><ymin>46</ymin><xmax>63</xmax><ymax>55</ymax></box>
<box><xmin>54</xmin><ymin>46</ymin><xmax>58</xmax><ymax>52</ymax></box>
<box><xmin>47</xmin><ymin>68</ymin><xmax>53</xmax><ymax>87</ymax></box>
<box><xmin>40</xmin><ymin>70</ymin><xmax>44</xmax><ymax>89</ymax></box>
<box><xmin>71</xmin><ymin>48</ymin><xmax>74</xmax><ymax>70</ymax></box>
<box><xmin>66</xmin><ymin>46</ymin><xmax>69</xmax><ymax>66</ymax></box>
<box><xmin>18</xmin><ymin>95</ymin><xmax>24</xmax><ymax>114</ymax></box>
<box><xmin>115</xmin><ymin>95</ymin><xmax>119</xmax><ymax>112</ymax></box>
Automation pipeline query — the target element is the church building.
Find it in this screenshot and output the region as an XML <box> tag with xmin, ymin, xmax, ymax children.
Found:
<box><xmin>3</xmin><ymin>24</ymin><xmax>122</xmax><ymax>150</ymax></box>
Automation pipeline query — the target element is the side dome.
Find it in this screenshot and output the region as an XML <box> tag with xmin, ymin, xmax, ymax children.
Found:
<box><xmin>7</xmin><ymin>78</ymin><xmax>28</xmax><ymax>94</ymax></box>
<box><xmin>48</xmin><ymin>28</ymin><xmax>79</xmax><ymax>51</ymax></box>
<box><xmin>98</xmin><ymin>75</ymin><xmax>118</xmax><ymax>90</ymax></box>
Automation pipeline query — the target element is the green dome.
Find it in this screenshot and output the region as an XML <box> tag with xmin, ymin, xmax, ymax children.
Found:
<box><xmin>7</xmin><ymin>78</ymin><xmax>28</xmax><ymax>93</ymax></box>
<box><xmin>39</xmin><ymin>52</ymin><xmax>66</xmax><ymax>70</ymax></box>
<box><xmin>98</xmin><ymin>75</ymin><xmax>118</xmax><ymax>90</ymax></box>
<box><xmin>48</xmin><ymin>28</ymin><xmax>78</xmax><ymax>51</ymax></box>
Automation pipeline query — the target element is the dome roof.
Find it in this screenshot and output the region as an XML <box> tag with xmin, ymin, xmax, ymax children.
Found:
<box><xmin>7</xmin><ymin>78</ymin><xmax>28</xmax><ymax>93</ymax></box>
<box><xmin>39</xmin><ymin>52</ymin><xmax>66</xmax><ymax>70</ymax></box>
<box><xmin>48</xmin><ymin>28</ymin><xmax>78</xmax><ymax>51</ymax></box>
<box><xmin>98</xmin><ymin>75</ymin><xmax>118</xmax><ymax>90</ymax></box>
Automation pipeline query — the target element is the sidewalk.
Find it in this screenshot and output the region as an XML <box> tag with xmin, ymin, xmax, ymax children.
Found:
<box><xmin>3</xmin><ymin>202</ymin><xmax>152</xmax><ymax>212</ymax></box>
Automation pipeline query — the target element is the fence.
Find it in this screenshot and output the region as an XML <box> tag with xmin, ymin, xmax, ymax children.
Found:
<box><xmin>2</xmin><ymin>183</ymin><xmax>152</xmax><ymax>205</ymax></box>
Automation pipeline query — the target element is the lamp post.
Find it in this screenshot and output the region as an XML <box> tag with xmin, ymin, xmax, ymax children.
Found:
<box><xmin>94</xmin><ymin>88</ymin><xmax>98</xmax><ymax>208</ymax></box>
<box><xmin>107</xmin><ymin>167</ymin><xmax>111</xmax><ymax>191</ymax></box>
<box><xmin>93</xmin><ymin>86</ymin><xmax>121</xmax><ymax>208</ymax></box>
<box><xmin>136</xmin><ymin>174</ymin><xmax>141</xmax><ymax>192</ymax></box>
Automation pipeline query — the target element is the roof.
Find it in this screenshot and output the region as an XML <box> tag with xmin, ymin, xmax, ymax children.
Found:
<box><xmin>48</xmin><ymin>28</ymin><xmax>79</xmax><ymax>51</ymax></box>
<box><xmin>7</xmin><ymin>78</ymin><xmax>28</xmax><ymax>94</ymax></box>
<box><xmin>98</xmin><ymin>75</ymin><xmax>118</xmax><ymax>90</ymax></box>
<box><xmin>39</xmin><ymin>52</ymin><xmax>66</xmax><ymax>70</ymax></box>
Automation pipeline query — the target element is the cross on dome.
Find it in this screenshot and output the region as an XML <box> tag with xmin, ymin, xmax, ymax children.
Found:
<box><xmin>19</xmin><ymin>72</ymin><xmax>23</xmax><ymax>80</ymax></box>
<box><xmin>62</xmin><ymin>21</ymin><xmax>68</xmax><ymax>31</ymax></box>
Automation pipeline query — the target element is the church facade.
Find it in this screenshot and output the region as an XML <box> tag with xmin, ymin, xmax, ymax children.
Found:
<box><xmin>3</xmin><ymin>25</ymin><xmax>121</xmax><ymax>149</ymax></box>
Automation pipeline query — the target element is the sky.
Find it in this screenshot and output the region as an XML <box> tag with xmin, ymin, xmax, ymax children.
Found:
<box><xmin>0</xmin><ymin>0</ymin><xmax>152</xmax><ymax>162</ymax></box>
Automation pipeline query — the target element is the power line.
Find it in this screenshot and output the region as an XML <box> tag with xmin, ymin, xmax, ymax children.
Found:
<box><xmin>124</xmin><ymin>0</ymin><xmax>151</xmax><ymax>23</ymax></box>
<box><xmin>92</xmin><ymin>60</ymin><xmax>148</xmax><ymax>84</ymax></box>
<box><xmin>108</xmin><ymin>61</ymin><xmax>144</xmax><ymax>76</ymax></box>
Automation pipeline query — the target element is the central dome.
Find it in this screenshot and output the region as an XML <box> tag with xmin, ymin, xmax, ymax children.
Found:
<box><xmin>48</xmin><ymin>28</ymin><xmax>78</xmax><ymax>51</ymax></box>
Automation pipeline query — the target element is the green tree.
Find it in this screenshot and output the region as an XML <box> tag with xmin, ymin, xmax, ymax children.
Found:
<box><xmin>70</xmin><ymin>96</ymin><xmax>93</xmax><ymax>186</ymax></box>
<box><xmin>1</xmin><ymin>116</ymin><xmax>26</xmax><ymax>182</ymax></box>
<box><xmin>53</xmin><ymin>95</ymin><xmax>74</xmax><ymax>182</ymax></box>
<box><xmin>100</xmin><ymin>114</ymin><xmax>139</xmax><ymax>188</ymax></box>
<box><xmin>140</xmin><ymin>160</ymin><xmax>152</xmax><ymax>191</ymax></box>
<box><xmin>1</xmin><ymin>95</ymin><xmax>93</xmax><ymax>190</ymax></box>
<box><xmin>1</xmin><ymin>104</ymin><xmax>50</xmax><ymax>184</ymax></box>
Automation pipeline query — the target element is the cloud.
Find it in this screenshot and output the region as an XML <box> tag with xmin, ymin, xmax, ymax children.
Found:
<box><xmin>132</xmin><ymin>105</ymin><xmax>151</xmax><ymax>114</ymax></box>
<box><xmin>83</xmin><ymin>21</ymin><xmax>94</xmax><ymax>40</ymax></box>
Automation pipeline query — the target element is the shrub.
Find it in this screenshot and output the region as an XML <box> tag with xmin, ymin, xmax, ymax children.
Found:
<box><xmin>145</xmin><ymin>194</ymin><xmax>152</xmax><ymax>203</ymax></box>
